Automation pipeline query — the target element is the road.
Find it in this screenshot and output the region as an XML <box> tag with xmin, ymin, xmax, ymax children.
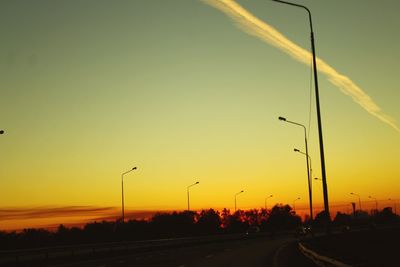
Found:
<box><xmin>52</xmin><ymin>235</ymin><xmax>317</xmax><ymax>267</ymax></box>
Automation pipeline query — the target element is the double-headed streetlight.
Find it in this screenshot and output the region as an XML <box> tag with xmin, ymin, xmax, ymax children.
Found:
<box><xmin>235</xmin><ymin>190</ymin><xmax>244</xmax><ymax>212</ymax></box>
<box><xmin>350</xmin><ymin>192</ymin><xmax>362</xmax><ymax>211</ymax></box>
<box><xmin>293</xmin><ymin>197</ymin><xmax>301</xmax><ymax>212</ymax></box>
<box><xmin>187</xmin><ymin>181</ymin><xmax>199</xmax><ymax>211</ymax></box>
<box><xmin>368</xmin><ymin>196</ymin><xmax>378</xmax><ymax>211</ymax></box>
<box><xmin>278</xmin><ymin>116</ymin><xmax>312</xmax><ymax>221</ymax></box>
<box><xmin>273</xmin><ymin>0</ymin><xmax>330</xmax><ymax>219</ymax></box>
<box><xmin>121</xmin><ymin>167</ymin><xmax>137</xmax><ymax>222</ymax></box>
<box><xmin>265</xmin><ymin>194</ymin><xmax>273</xmax><ymax>210</ymax></box>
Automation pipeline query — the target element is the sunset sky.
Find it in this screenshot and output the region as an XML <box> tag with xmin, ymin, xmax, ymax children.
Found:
<box><xmin>1</xmin><ymin>0</ymin><xmax>399</xmax><ymax>230</ymax></box>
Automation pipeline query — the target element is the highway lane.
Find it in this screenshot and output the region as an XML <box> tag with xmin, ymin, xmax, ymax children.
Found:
<box><xmin>52</xmin><ymin>235</ymin><xmax>317</xmax><ymax>267</ymax></box>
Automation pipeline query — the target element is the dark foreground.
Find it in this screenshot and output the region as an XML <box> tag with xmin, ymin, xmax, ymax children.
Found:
<box><xmin>48</xmin><ymin>235</ymin><xmax>315</xmax><ymax>267</ymax></box>
<box><xmin>303</xmin><ymin>227</ymin><xmax>400</xmax><ymax>267</ymax></box>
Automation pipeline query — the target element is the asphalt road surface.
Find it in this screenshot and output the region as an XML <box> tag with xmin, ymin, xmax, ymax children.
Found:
<box><xmin>52</xmin><ymin>235</ymin><xmax>317</xmax><ymax>267</ymax></box>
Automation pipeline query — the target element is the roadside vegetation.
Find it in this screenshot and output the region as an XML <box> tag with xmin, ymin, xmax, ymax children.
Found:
<box><xmin>0</xmin><ymin>205</ymin><xmax>398</xmax><ymax>250</ymax></box>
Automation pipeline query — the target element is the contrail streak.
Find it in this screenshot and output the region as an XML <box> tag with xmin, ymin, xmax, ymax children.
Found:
<box><xmin>203</xmin><ymin>0</ymin><xmax>399</xmax><ymax>132</ymax></box>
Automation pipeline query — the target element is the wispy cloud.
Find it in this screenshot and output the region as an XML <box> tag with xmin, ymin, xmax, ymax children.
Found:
<box><xmin>0</xmin><ymin>206</ymin><xmax>165</xmax><ymax>231</ymax></box>
<box><xmin>0</xmin><ymin>206</ymin><xmax>117</xmax><ymax>221</ymax></box>
<box><xmin>203</xmin><ymin>0</ymin><xmax>399</xmax><ymax>132</ymax></box>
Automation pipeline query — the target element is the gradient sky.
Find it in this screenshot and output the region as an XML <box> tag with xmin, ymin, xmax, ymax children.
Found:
<box><xmin>1</xmin><ymin>0</ymin><xmax>399</xmax><ymax>230</ymax></box>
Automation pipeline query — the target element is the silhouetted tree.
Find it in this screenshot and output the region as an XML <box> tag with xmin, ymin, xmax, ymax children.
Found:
<box><xmin>196</xmin><ymin>209</ymin><xmax>221</xmax><ymax>234</ymax></box>
<box><xmin>333</xmin><ymin>212</ymin><xmax>352</xmax><ymax>226</ymax></box>
<box><xmin>266</xmin><ymin>204</ymin><xmax>301</xmax><ymax>231</ymax></box>
<box><xmin>313</xmin><ymin>210</ymin><xmax>331</xmax><ymax>228</ymax></box>
<box><xmin>151</xmin><ymin>211</ymin><xmax>196</xmax><ymax>237</ymax></box>
<box><xmin>373</xmin><ymin>207</ymin><xmax>397</xmax><ymax>224</ymax></box>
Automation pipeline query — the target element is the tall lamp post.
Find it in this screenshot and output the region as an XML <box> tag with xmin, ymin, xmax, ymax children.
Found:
<box><xmin>294</xmin><ymin>147</ymin><xmax>313</xmax><ymax>221</ymax></box>
<box><xmin>273</xmin><ymin>0</ymin><xmax>330</xmax><ymax>219</ymax></box>
<box><xmin>265</xmin><ymin>194</ymin><xmax>273</xmax><ymax>210</ymax></box>
<box><xmin>235</xmin><ymin>190</ymin><xmax>244</xmax><ymax>212</ymax></box>
<box><xmin>121</xmin><ymin>167</ymin><xmax>137</xmax><ymax>222</ymax></box>
<box><xmin>187</xmin><ymin>181</ymin><xmax>199</xmax><ymax>211</ymax></box>
<box><xmin>278</xmin><ymin>116</ymin><xmax>312</xmax><ymax>222</ymax></box>
<box><xmin>294</xmin><ymin>148</ymin><xmax>312</xmax><ymax>179</ymax></box>
<box><xmin>293</xmin><ymin>197</ymin><xmax>301</xmax><ymax>212</ymax></box>
<box><xmin>350</xmin><ymin>192</ymin><xmax>362</xmax><ymax>211</ymax></box>
<box><xmin>368</xmin><ymin>196</ymin><xmax>378</xmax><ymax>211</ymax></box>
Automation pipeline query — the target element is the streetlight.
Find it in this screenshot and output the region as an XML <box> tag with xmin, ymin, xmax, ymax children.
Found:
<box><xmin>187</xmin><ymin>181</ymin><xmax>199</xmax><ymax>211</ymax></box>
<box><xmin>0</xmin><ymin>130</ymin><xmax>4</xmax><ymax>134</ymax></box>
<box><xmin>293</xmin><ymin>197</ymin><xmax>300</xmax><ymax>212</ymax></box>
<box><xmin>235</xmin><ymin>190</ymin><xmax>244</xmax><ymax>212</ymax></box>
<box><xmin>294</xmin><ymin>148</ymin><xmax>312</xmax><ymax>178</ymax></box>
<box><xmin>293</xmin><ymin>147</ymin><xmax>313</xmax><ymax>221</ymax></box>
<box><xmin>368</xmin><ymin>196</ymin><xmax>378</xmax><ymax>211</ymax></box>
<box><xmin>350</xmin><ymin>192</ymin><xmax>362</xmax><ymax>211</ymax></box>
<box><xmin>265</xmin><ymin>194</ymin><xmax>273</xmax><ymax>210</ymax></box>
<box><xmin>273</xmin><ymin>0</ymin><xmax>330</xmax><ymax>219</ymax></box>
<box><xmin>278</xmin><ymin>116</ymin><xmax>312</xmax><ymax>221</ymax></box>
<box><xmin>388</xmin><ymin>198</ymin><xmax>397</xmax><ymax>215</ymax></box>
<box><xmin>121</xmin><ymin>167</ymin><xmax>137</xmax><ymax>222</ymax></box>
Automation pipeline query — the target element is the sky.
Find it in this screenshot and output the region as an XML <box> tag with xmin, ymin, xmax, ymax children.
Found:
<box><xmin>1</xmin><ymin>0</ymin><xmax>399</xmax><ymax>230</ymax></box>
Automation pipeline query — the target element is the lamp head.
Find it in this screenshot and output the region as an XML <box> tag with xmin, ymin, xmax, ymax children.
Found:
<box><xmin>241</xmin><ymin>190</ymin><xmax>244</xmax><ymax>193</ymax></box>
<box><xmin>132</xmin><ymin>167</ymin><xmax>137</xmax><ymax>170</ymax></box>
<box><xmin>0</xmin><ymin>130</ymin><xmax>4</xmax><ymax>134</ymax></box>
<box><xmin>294</xmin><ymin>148</ymin><xmax>300</xmax><ymax>152</ymax></box>
<box><xmin>278</xmin><ymin>116</ymin><xmax>286</xmax><ymax>121</ymax></box>
<box><xmin>196</xmin><ymin>181</ymin><xmax>199</xmax><ymax>184</ymax></box>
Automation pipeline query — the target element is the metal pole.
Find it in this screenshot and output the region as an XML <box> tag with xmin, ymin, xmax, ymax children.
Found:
<box><xmin>280</xmin><ymin>119</ymin><xmax>313</xmax><ymax>222</ymax></box>
<box><xmin>187</xmin><ymin>181</ymin><xmax>199</xmax><ymax>211</ymax></box>
<box><xmin>265</xmin><ymin>195</ymin><xmax>273</xmax><ymax>210</ymax></box>
<box><xmin>235</xmin><ymin>190</ymin><xmax>244</xmax><ymax>212</ymax></box>
<box><xmin>303</xmin><ymin>130</ymin><xmax>313</xmax><ymax>221</ymax></box>
<box><xmin>369</xmin><ymin>196</ymin><xmax>378</xmax><ymax>211</ymax></box>
<box><xmin>293</xmin><ymin>197</ymin><xmax>300</xmax><ymax>212</ymax></box>
<box><xmin>121</xmin><ymin>167</ymin><xmax>137</xmax><ymax>222</ymax></box>
<box><xmin>187</xmin><ymin>187</ymin><xmax>190</xmax><ymax>211</ymax></box>
<box><xmin>121</xmin><ymin>174</ymin><xmax>124</xmax><ymax>222</ymax></box>
<box><xmin>294</xmin><ymin>141</ymin><xmax>313</xmax><ymax>222</ymax></box>
<box><xmin>273</xmin><ymin>0</ymin><xmax>329</xmax><ymax>219</ymax></box>
<box><xmin>235</xmin><ymin>196</ymin><xmax>237</xmax><ymax>212</ymax></box>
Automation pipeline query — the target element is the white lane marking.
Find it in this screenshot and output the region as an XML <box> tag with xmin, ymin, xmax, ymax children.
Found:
<box><xmin>273</xmin><ymin>242</ymin><xmax>288</xmax><ymax>267</ymax></box>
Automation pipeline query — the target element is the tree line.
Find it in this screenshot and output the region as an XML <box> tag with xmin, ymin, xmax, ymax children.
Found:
<box><xmin>0</xmin><ymin>204</ymin><xmax>398</xmax><ymax>250</ymax></box>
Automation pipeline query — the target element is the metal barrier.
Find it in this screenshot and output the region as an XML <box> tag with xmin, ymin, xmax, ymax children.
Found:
<box><xmin>298</xmin><ymin>242</ymin><xmax>352</xmax><ymax>267</ymax></box>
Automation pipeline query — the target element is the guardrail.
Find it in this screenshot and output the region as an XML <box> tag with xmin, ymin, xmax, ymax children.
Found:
<box><xmin>0</xmin><ymin>232</ymin><xmax>264</xmax><ymax>266</ymax></box>
<box><xmin>298</xmin><ymin>242</ymin><xmax>352</xmax><ymax>267</ymax></box>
